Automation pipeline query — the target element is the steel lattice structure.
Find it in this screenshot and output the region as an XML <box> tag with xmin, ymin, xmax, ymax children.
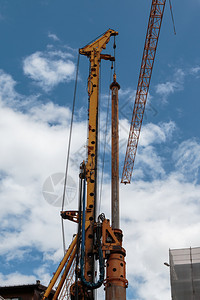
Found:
<box><xmin>121</xmin><ymin>0</ymin><xmax>166</xmax><ymax>184</ymax></box>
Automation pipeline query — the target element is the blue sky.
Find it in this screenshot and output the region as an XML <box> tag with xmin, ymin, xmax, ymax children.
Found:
<box><xmin>1</xmin><ymin>1</ymin><xmax>200</xmax><ymax>300</ymax></box>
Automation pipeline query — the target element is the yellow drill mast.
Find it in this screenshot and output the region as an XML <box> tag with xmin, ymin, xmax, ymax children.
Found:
<box><xmin>42</xmin><ymin>29</ymin><xmax>128</xmax><ymax>300</ymax></box>
<box><xmin>79</xmin><ymin>30</ymin><xmax>118</xmax><ymax>296</ymax></box>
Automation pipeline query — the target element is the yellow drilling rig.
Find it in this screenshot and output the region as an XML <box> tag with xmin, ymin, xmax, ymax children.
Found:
<box><xmin>42</xmin><ymin>1</ymin><xmax>166</xmax><ymax>299</ymax></box>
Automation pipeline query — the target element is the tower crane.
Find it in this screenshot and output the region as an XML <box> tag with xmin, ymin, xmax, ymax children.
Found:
<box><xmin>121</xmin><ymin>0</ymin><xmax>166</xmax><ymax>184</ymax></box>
<box><xmin>41</xmin><ymin>0</ymin><xmax>167</xmax><ymax>299</ymax></box>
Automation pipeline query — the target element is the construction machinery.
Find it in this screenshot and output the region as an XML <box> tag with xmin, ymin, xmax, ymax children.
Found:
<box><xmin>121</xmin><ymin>0</ymin><xmax>166</xmax><ymax>184</ymax></box>
<box><xmin>42</xmin><ymin>0</ymin><xmax>167</xmax><ymax>299</ymax></box>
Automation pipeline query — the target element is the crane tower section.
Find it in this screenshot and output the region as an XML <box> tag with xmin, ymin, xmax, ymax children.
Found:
<box><xmin>121</xmin><ymin>0</ymin><xmax>166</xmax><ymax>184</ymax></box>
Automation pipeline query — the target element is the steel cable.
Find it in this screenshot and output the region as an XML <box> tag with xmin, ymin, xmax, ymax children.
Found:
<box><xmin>169</xmin><ymin>0</ymin><xmax>176</xmax><ymax>35</ymax></box>
<box><xmin>98</xmin><ymin>66</ymin><xmax>113</xmax><ymax>214</ymax></box>
<box><xmin>61</xmin><ymin>52</ymin><xmax>80</xmax><ymax>254</ymax></box>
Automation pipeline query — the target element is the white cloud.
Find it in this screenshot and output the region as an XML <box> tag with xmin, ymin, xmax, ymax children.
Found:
<box><xmin>0</xmin><ymin>71</ymin><xmax>87</xmax><ymax>266</ymax></box>
<box><xmin>29</xmin><ymin>101</ymin><xmax>71</xmax><ymax>125</ymax></box>
<box><xmin>119</xmin><ymin>120</ymin><xmax>176</xmax><ymax>180</ymax></box>
<box><xmin>23</xmin><ymin>51</ymin><xmax>76</xmax><ymax>92</ymax></box>
<box><xmin>140</xmin><ymin>121</ymin><xmax>176</xmax><ymax>147</ymax></box>
<box><xmin>48</xmin><ymin>32</ymin><xmax>60</xmax><ymax>41</ymax></box>
<box><xmin>119</xmin><ymin>87</ymin><xmax>136</xmax><ymax>98</ymax></box>
<box><xmin>155</xmin><ymin>68</ymin><xmax>185</xmax><ymax>101</ymax></box>
<box><xmin>0</xmin><ymin>70</ymin><xmax>21</xmax><ymax>105</ymax></box>
<box><xmin>190</xmin><ymin>66</ymin><xmax>200</xmax><ymax>75</ymax></box>
<box><xmin>99</xmin><ymin>172</ymin><xmax>200</xmax><ymax>300</ymax></box>
<box><xmin>33</xmin><ymin>265</ymin><xmax>51</xmax><ymax>284</ymax></box>
<box><xmin>47</xmin><ymin>49</ymin><xmax>74</xmax><ymax>60</ymax></box>
<box><xmin>119</xmin><ymin>87</ymin><xmax>154</xmax><ymax>121</ymax></box>
<box><xmin>173</xmin><ymin>138</ymin><xmax>200</xmax><ymax>183</ymax></box>
<box><xmin>137</xmin><ymin>145</ymin><xmax>165</xmax><ymax>178</ymax></box>
<box><xmin>156</xmin><ymin>81</ymin><xmax>177</xmax><ymax>96</ymax></box>
<box><xmin>1</xmin><ymin>69</ymin><xmax>200</xmax><ymax>300</ymax></box>
<box><xmin>155</xmin><ymin>64</ymin><xmax>200</xmax><ymax>104</ymax></box>
<box><xmin>0</xmin><ymin>272</ymin><xmax>37</xmax><ymax>286</ymax></box>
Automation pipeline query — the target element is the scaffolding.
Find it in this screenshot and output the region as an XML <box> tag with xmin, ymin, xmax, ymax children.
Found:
<box><xmin>169</xmin><ymin>247</ymin><xmax>200</xmax><ymax>300</ymax></box>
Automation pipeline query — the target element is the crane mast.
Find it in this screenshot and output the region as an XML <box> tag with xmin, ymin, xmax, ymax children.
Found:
<box><xmin>121</xmin><ymin>0</ymin><xmax>166</xmax><ymax>184</ymax></box>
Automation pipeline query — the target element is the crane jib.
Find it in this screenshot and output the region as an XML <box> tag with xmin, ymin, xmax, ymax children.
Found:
<box><xmin>121</xmin><ymin>0</ymin><xmax>166</xmax><ymax>184</ymax></box>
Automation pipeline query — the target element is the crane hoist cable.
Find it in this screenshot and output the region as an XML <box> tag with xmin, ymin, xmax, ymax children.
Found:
<box><xmin>113</xmin><ymin>35</ymin><xmax>116</xmax><ymax>74</ymax></box>
<box><xmin>169</xmin><ymin>0</ymin><xmax>176</xmax><ymax>35</ymax></box>
<box><xmin>99</xmin><ymin>63</ymin><xmax>113</xmax><ymax>213</ymax></box>
<box><xmin>61</xmin><ymin>52</ymin><xmax>80</xmax><ymax>254</ymax></box>
<box><xmin>99</xmin><ymin>38</ymin><xmax>117</xmax><ymax>213</ymax></box>
<box><xmin>98</xmin><ymin>58</ymin><xmax>102</xmax><ymax>215</ymax></box>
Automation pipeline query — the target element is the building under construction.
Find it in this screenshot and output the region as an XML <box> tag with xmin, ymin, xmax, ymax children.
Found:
<box><xmin>169</xmin><ymin>247</ymin><xmax>200</xmax><ymax>300</ymax></box>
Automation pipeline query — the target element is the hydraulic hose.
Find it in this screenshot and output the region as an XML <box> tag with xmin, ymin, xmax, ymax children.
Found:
<box><xmin>80</xmin><ymin>178</ymin><xmax>104</xmax><ymax>289</ymax></box>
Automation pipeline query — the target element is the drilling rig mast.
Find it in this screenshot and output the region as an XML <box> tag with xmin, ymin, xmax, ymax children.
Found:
<box><xmin>42</xmin><ymin>29</ymin><xmax>128</xmax><ymax>300</ymax></box>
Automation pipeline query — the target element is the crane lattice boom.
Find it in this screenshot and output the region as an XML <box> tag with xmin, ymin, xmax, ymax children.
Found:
<box><xmin>121</xmin><ymin>0</ymin><xmax>166</xmax><ymax>184</ymax></box>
